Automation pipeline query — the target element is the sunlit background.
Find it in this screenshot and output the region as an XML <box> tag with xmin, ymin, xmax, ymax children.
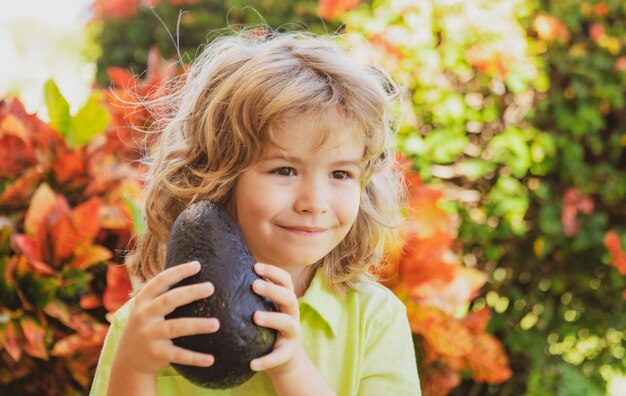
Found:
<box><xmin>0</xmin><ymin>0</ymin><xmax>94</xmax><ymax>115</ymax></box>
<box><xmin>0</xmin><ymin>0</ymin><xmax>626</xmax><ymax>396</ymax></box>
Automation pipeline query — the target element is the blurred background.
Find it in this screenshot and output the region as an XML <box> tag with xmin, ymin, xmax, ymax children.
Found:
<box><xmin>1</xmin><ymin>0</ymin><xmax>625</xmax><ymax>395</ymax></box>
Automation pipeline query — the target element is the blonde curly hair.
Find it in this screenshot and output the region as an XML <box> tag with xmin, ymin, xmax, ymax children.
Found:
<box><xmin>131</xmin><ymin>28</ymin><xmax>406</xmax><ymax>293</ymax></box>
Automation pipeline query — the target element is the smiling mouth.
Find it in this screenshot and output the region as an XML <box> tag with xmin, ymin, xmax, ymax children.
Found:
<box><xmin>277</xmin><ymin>225</ymin><xmax>328</xmax><ymax>235</ymax></box>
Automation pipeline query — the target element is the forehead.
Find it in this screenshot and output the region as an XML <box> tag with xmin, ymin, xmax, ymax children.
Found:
<box><xmin>267</xmin><ymin>112</ymin><xmax>366</xmax><ymax>157</ymax></box>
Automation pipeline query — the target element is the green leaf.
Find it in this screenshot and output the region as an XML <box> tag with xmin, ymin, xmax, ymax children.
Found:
<box><xmin>18</xmin><ymin>272</ymin><xmax>58</xmax><ymax>309</ymax></box>
<box><xmin>66</xmin><ymin>90</ymin><xmax>110</xmax><ymax>148</ymax></box>
<box><xmin>58</xmin><ymin>269</ymin><xmax>93</xmax><ymax>299</ymax></box>
<box><xmin>122</xmin><ymin>193</ymin><xmax>146</xmax><ymax>236</ymax></box>
<box><xmin>488</xmin><ymin>128</ymin><xmax>531</xmax><ymax>178</ymax></box>
<box><xmin>44</xmin><ymin>79</ymin><xmax>71</xmax><ymax>136</ymax></box>
<box><xmin>424</xmin><ymin>128</ymin><xmax>468</xmax><ymax>164</ymax></box>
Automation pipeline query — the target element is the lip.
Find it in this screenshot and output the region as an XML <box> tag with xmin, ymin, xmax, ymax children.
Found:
<box><xmin>278</xmin><ymin>225</ymin><xmax>328</xmax><ymax>235</ymax></box>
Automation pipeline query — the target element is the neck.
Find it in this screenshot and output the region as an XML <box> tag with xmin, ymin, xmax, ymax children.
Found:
<box><xmin>284</xmin><ymin>265</ymin><xmax>317</xmax><ymax>298</ymax></box>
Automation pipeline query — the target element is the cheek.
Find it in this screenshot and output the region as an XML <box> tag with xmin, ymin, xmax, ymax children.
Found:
<box><xmin>336</xmin><ymin>185</ymin><xmax>362</xmax><ymax>225</ymax></box>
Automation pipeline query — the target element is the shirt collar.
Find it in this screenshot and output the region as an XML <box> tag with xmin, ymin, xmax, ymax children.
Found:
<box><xmin>298</xmin><ymin>268</ymin><xmax>343</xmax><ymax>337</ymax></box>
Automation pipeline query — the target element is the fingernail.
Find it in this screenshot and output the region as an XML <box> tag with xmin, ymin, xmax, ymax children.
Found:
<box><xmin>250</xmin><ymin>360</ymin><xmax>260</xmax><ymax>371</ymax></box>
<box><xmin>208</xmin><ymin>318</ymin><xmax>219</xmax><ymax>330</ymax></box>
<box><xmin>254</xmin><ymin>280</ymin><xmax>264</xmax><ymax>291</ymax></box>
<box><xmin>255</xmin><ymin>263</ymin><xmax>264</xmax><ymax>272</ymax></box>
<box><xmin>204</xmin><ymin>355</ymin><xmax>214</xmax><ymax>365</ymax></box>
<box><xmin>203</xmin><ymin>282</ymin><xmax>214</xmax><ymax>292</ymax></box>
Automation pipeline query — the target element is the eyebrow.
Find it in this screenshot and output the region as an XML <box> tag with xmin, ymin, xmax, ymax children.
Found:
<box><xmin>263</xmin><ymin>155</ymin><xmax>362</xmax><ymax>167</ymax></box>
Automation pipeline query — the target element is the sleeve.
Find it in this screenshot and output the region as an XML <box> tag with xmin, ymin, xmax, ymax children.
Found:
<box><xmin>357</xmin><ymin>306</ymin><xmax>422</xmax><ymax>396</ymax></box>
<box><xmin>89</xmin><ymin>315</ymin><xmax>125</xmax><ymax>396</ymax></box>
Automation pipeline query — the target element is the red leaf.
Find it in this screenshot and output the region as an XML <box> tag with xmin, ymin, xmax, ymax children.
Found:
<box><xmin>103</xmin><ymin>263</ymin><xmax>132</xmax><ymax>313</ymax></box>
<box><xmin>92</xmin><ymin>0</ymin><xmax>139</xmax><ymax>19</ymax></box>
<box><xmin>51</xmin><ymin>324</ymin><xmax>108</xmax><ymax>357</ymax></box>
<box><xmin>43</xmin><ymin>301</ymin><xmax>97</xmax><ymax>337</ymax></box>
<box><xmin>11</xmin><ymin>235</ymin><xmax>54</xmax><ymax>276</ymax></box>
<box><xmin>562</xmin><ymin>188</ymin><xmax>594</xmax><ymax>238</ymax></box>
<box><xmin>421</xmin><ymin>365</ymin><xmax>462</xmax><ymax>396</ymax></box>
<box><xmin>0</xmin><ymin>114</ymin><xmax>37</xmax><ymax>179</ymax></box>
<box><xmin>19</xmin><ymin>317</ymin><xmax>48</xmax><ymax>360</ymax></box>
<box><xmin>2</xmin><ymin>321</ymin><xmax>22</xmax><ymax>362</ymax></box>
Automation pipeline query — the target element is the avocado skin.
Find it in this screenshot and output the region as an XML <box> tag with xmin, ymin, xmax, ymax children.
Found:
<box><xmin>164</xmin><ymin>200</ymin><xmax>277</xmax><ymax>389</ymax></box>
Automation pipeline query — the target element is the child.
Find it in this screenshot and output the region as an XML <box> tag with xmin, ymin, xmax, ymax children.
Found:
<box><xmin>91</xmin><ymin>28</ymin><xmax>421</xmax><ymax>396</ymax></box>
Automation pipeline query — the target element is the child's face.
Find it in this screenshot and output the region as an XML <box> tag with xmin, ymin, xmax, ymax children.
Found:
<box><xmin>234</xmin><ymin>115</ymin><xmax>364</xmax><ymax>270</ymax></box>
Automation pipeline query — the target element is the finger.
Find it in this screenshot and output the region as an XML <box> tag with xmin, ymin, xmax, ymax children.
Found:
<box><xmin>250</xmin><ymin>345</ymin><xmax>292</xmax><ymax>372</ymax></box>
<box><xmin>158</xmin><ymin>317</ymin><xmax>220</xmax><ymax>339</ymax></box>
<box><xmin>254</xmin><ymin>263</ymin><xmax>293</xmax><ymax>291</ymax></box>
<box><xmin>253</xmin><ymin>279</ymin><xmax>298</xmax><ymax>316</ymax></box>
<box><xmin>254</xmin><ymin>311</ymin><xmax>297</xmax><ymax>338</ymax></box>
<box><xmin>167</xmin><ymin>345</ymin><xmax>215</xmax><ymax>367</ymax></box>
<box><xmin>149</xmin><ymin>281</ymin><xmax>214</xmax><ymax>316</ymax></box>
<box><xmin>142</xmin><ymin>261</ymin><xmax>201</xmax><ymax>299</ymax></box>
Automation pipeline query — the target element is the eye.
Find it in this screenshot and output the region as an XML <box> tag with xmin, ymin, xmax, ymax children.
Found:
<box><xmin>271</xmin><ymin>167</ymin><xmax>296</xmax><ymax>177</ymax></box>
<box><xmin>330</xmin><ymin>170</ymin><xmax>351</xmax><ymax>180</ymax></box>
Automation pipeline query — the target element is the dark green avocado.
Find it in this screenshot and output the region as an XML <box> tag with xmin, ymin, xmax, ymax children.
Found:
<box><xmin>164</xmin><ymin>200</ymin><xmax>277</xmax><ymax>389</ymax></box>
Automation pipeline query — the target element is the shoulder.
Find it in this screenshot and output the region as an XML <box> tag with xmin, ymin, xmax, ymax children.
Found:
<box><xmin>109</xmin><ymin>297</ymin><xmax>136</xmax><ymax>327</ymax></box>
<box><xmin>349</xmin><ymin>278</ymin><xmax>406</xmax><ymax>321</ymax></box>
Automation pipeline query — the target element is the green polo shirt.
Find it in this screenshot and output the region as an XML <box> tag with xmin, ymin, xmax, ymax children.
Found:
<box><xmin>90</xmin><ymin>269</ymin><xmax>421</xmax><ymax>396</ymax></box>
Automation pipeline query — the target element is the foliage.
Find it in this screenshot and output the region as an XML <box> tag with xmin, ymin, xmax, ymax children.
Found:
<box><xmin>91</xmin><ymin>0</ymin><xmax>341</xmax><ymax>85</ymax></box>
<box><xmin>0</xmin><ymin>91</ymin><xmax>137</xmax><ymax>394</ymax></box>
<box><xmin>337</xmin><ymin>0</ymin><xmax>626</xmax><ymax>394</ymax></box>
<box><xmin>2</xmin><ymin>0</ymin><xmax>625</xmax><ymax>394</ymax></box>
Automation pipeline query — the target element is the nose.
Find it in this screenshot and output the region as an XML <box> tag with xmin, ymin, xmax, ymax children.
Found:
<box><xmin>294</xmin><ymin>177</ymin><xmax>329</xmax><ymax>215</ymax></box>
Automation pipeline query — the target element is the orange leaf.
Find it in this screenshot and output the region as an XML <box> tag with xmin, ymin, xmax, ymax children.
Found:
<box><xmin>79</xmin><ymin>293</ymin><xmax>102</xmax><ymax>309</ymax></box>
<box><xmin>412</xmin><ymin>267</ymin><xmax>488</xmax><ymax>314</ymax></box>
<box><xmin>73</xmin><ymin>198</ymin><xmax>102</xmax><ymax>246</ymax></box>
<box><xmin>0</xmin><ymin>167</ymin><xmax>43</xmax><ymax>208</ymax></box>
<box><xmin>103</xmin><ymin>263</ymin><xmax>132</xmax><ymax>313</ymax></box>
<box><xmin>604</xmin><ymin>231</ymin><xmax>626</xmax><ymax>276</ymax></box>
<box><xmin>107</xmin><ymin>66</ymin><xmax>136</xmax><ymax>89</ymax></box>
<box><xmin>69</xmin><ymin>245</ymin><xmax>112</xmax><ymax>270</ymax></box>
<box><xmin>43</xmin><ymin>301</ymin><xmax>97</xmax><ymax>337</ymax></box>
<box><xmin>49</xmin><ymin>197</ymin><xmax>79</xmax><ymax>264</ymax></box>
<box><xmin>398</xmin><ymin>233</ymin><xmax>456</xmax><ymax>289</ymax></box>
<box><xmin>51</xmin><ymin>324</ymin><xmax>108</xmax><ymax>357</ymax></box>
<box><xmin>317</xmin><ymin>0</ymin><xmax>359</xmax><ymax>20</ymax></box>
<box><xmin>24</xmin><ymin>183</ymin><xmax>55</xmax><ymax>236</ymax></box>
<box><xmin>423</xmin><ymin>320</ymin><xmax>474</xmax><ymax>357</ymax></box>
<box><xmin>19</xmin><ymin>316</ymin><xmax>48</xmax><ymax>360</ymax></box>
<box><xmin>460</xmin><ymin>307</ymin><xmax>492</xmax><ymax>335</ymax></box>
<box><xmin>2</xmin><ymin>321</ymin><xmax>22</xmax><ymax>362</ymax></box>
<box><xmin>467</xmin><ymin>333</ymin><xmax>512</xmax><ymax>383</ymax></box>
<box><xmin>53</xmin><ymin>150</ymin><xmax>86</xmax><ymax>184</ymax></box>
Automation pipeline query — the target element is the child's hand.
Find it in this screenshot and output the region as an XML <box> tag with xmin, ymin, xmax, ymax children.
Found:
<box><xmin>114</xmin><ymin>261</ymin><xmax>220</xmax><ymax>376</ymax></box>
<box><xmin>250</xmin><ymin>263</ymin><xmax>304</xmax><ymax>376</ymax></box>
